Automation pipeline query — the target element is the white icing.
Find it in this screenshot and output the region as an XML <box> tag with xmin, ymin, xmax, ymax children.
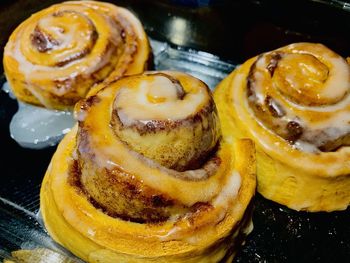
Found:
<box><xmin>315</xmin><ymin>56</ymin><xmax>349</xmax><ymax>100</ymax></box>
<box><xmin>242</xmin><ymin>218</ymin><xmax>254</xmax><ymax>235</ymax></box>
<box><xmin>3</xmin><ymin>5</ymin><xmax>121</xmax><ymax>107</ymax></box>
<box><xmin>87</xmin><ymin>228</ymin><xmax>96</xmax><ymax>237</ymax></box>
<box><xmin>2</xmin><ymin>81</ymin><xmax>75</xmax><ymax>149</ymax></box>
<box><xmin>91</xmin><ymin>138</ymin><xmax>214</xmax><ymax>183</ymax></box>
<box><xmin>251</xmin><ymin>70</ymin><xmax>266</xmax><ymax>104</ymax></box>
<box><xmin>1</xmin><ymin>81</ymin><xmax>16</xmax><ymax>99</ymax></box>
<box><xmin>10</xmin><ymin>101</ymin><xmax>75</xmax><ymax>149</ymax></box>
<box><xmin>9</xmin><ymin>26</ymin><xmax>115</xmax><ymax>79</ymax></box>
<box><xmin>213</xmin><ymin>171</ymin><xmax>241</xmax><ymax>208</ymax></box>
<box><xmin>293</xmin><ymin>140</ymin><xmax>320</xmax><ymax>153</ymax></box>
<box><xmin>74</xmin><ymin>106</ymin><xmax>88</xmax><ymax>122</ymax></box>
<box><xmin>25</xmin><ymin>83</ymin><xmax>53</xmax><ymax>109</ymax></box>
<box><xmin>156</xmin><ymin>171</ymin><xmax>242</xmax><ymax>242</ymax></box>
<box><xmin>115</xmin><ymin>75</ymin><xmax>207</xmax><ymax>123</ymax></box>
<box><xmin>250</xmin><ymin>45</ymin><xmax>350</xmax><ymax>148</ymax></box>
<box><xmin>157</xmin><ymin>226</ymin><xmax>182</xmax><ymax>242</ymax></box>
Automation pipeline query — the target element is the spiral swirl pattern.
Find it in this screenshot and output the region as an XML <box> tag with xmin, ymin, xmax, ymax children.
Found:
<box><xmin>215</xmin><ymin>42</ymin><xmax>350</xmax><ymax>211</ymax></box>
<box><xmin>40</xmin><ymin>71</ymin><xmax>256</xmax><ymax>262</ymax></box>
<box><xmin>247</xmin><ymin>43</ymin><xmax>350</xmax><ymax>151</ymax></box>
<box><xmin>4</xmin><ymin>1</ymin><xmax>151</xmax><ymax>109</ymax></box>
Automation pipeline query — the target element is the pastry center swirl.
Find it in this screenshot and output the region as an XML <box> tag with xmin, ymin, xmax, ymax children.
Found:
<box><xmin>74</xmin><ymin>72</ymin><xmax>227</xmax><ymax>223</ymax></box>
<box><xmin>114</xmin><ymin>74</ymin><xmax>194</xmax><ymax>124</ymax></box>
<box><xmin>25</xmin><ymin>11</ymin><xmax>100</xmax><ymax>67</ymax></box>
<box><xmin>112</xmin><ymin>73</ymin><xmax>220</xmax><ymax>171</ymax></box>
<box><xmin>3</xmin><ymin>0</ymin><xmax>150</xmax><ymax>110</ymax></box>
<box><xmin>247</xmin><ymin>43</ymin><xmax>350</xmax><ymax>152</ymax></box>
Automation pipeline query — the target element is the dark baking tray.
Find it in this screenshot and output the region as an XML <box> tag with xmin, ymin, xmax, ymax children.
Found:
<box><xmin>0</xmin><ymin>0</ymin><xmax>349</xmax><ymax>262</ymax></box>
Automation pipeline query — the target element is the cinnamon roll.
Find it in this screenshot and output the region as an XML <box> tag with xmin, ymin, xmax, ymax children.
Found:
<box><xmin>3</xmin><ymin>1</ymin><xmax>151</xmax><ymax>110</ymax></box>
<box><xmin>40</xmin><ymin>71</ymin><xmax>256</xmax><ymax>262</ymax></box>
<box><xmin>214</xmin><ymin>42</ymin><xmax>350</xmax><ymax>212</ymax></box>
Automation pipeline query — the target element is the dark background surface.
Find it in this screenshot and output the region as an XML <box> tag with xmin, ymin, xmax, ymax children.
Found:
<box><xmin>0</xmin><ymin>0</ymin><xmax>349</xmax><ymax>262</ymax></box>
<box><xmin>1</xmin><ymin>0</ymin><xmax>350</xmax><ymax>68</ymax></box>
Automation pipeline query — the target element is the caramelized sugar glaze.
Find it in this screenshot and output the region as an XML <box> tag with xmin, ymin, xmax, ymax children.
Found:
<box><xmin>41</xmin><ymin>71</ymin><xmax>256</xmax><ymax>262</ymax></box>
<box><xmin>3</xmin><ymin>1</ymin><xmax>151</xmax><ymax>110</ymax></box>
<box><xmin>215</xmin><ymin>43</ymin><xmax>350</xmax><ymax>212</ymax></box>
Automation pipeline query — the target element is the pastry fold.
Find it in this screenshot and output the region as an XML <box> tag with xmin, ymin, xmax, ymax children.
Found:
<box><xmin>40</xmin><ymin>71</ymin><xmax>256</xmax><ymax>262</ymax></box>
<box><xmin>3</xmin><ymin>1</ymin><xmax>151</xmax><ymax>110</ymax></box>
<box><xmin>214</xmin><ymin>42</ymin><xmax>350</xmax><ymax>212</ymax></box>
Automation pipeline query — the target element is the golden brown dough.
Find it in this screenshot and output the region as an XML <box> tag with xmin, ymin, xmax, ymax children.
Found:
<box><xmin>3</xmin><ymin>1</ymin><xmax>151</xmax><ymax>110</ymax></box>
<box><xmin>40</xmin><ymin>71</ymin><xmax>256</xmax><ymax>262</ymax></box>
<box><xmin>214</xmin><ymin>42</ymin><xmax>350</xmax><ymax>212</ymax></box>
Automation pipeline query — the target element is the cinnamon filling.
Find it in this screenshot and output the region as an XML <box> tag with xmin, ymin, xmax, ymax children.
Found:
<box><xmin>110</xmin><ymin>73</ymin><xmax>220</xmax><ymax>171</ymax></box>
<box><xmin>112</xmin><ymin>102</ymin><xmax>215</xmax><ymax>135</ymax></box>
<box><xmin>266</xmin><ymin>52</ymin><xmax>281</xmax><ymax>76</ymax></box>
<box><xmin>72</xmin><ymin>72</ymin><xmax>223</xmax><ymax>223</ymax></box>
<box><xmin>68</xmin><ymin>159</ymin><xmax>174</xmax><ymax>223</ymax></box>
<box><xmin>31</xmin><ymin>26</ymin><xmax>60</xmax><ymax>53</ymax></box>
<box><xmin>68</xmin><ymin>158</ymin><xmax>214</xmax><ymax>224</ymax></box>
<box><xmin>246</xmin><ymin>45</ymin><xmax>350</xmax><ymax>152</ymax></box>
<box><xmin>4</xmin><ymin>0</ymin><xmax>149</xmax><ymax>109</ymax></box>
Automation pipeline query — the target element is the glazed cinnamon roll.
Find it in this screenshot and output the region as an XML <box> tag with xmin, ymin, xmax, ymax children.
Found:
<box><xmin>214</xmin><ymin>42</ymin><xmax>350</xmax><ymax>212</ymax></box>
<box><xmin>40</xmin><ymin>71</ymin><xmax>256</xmax><ymax>262</ymax></box>
<box><xmin>3</xmin><ymin>1</ymin><xmax>151</xmax><ymax>110</ymax></box>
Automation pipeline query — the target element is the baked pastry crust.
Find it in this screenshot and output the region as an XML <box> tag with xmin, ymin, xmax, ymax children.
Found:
<box><xmin>40</xmin><ymin>71</ymin><xmax>256</xmax><ymax>262</ymax></box>
<box><xmin>3</xmin><ymin>1</ymin><xmax>151</xmax><ymax>110</ymax></box>
<box><xmin>214</xmin><ymin>43</ymin><xmax>350</xmax><ymax>212</ymax></box>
